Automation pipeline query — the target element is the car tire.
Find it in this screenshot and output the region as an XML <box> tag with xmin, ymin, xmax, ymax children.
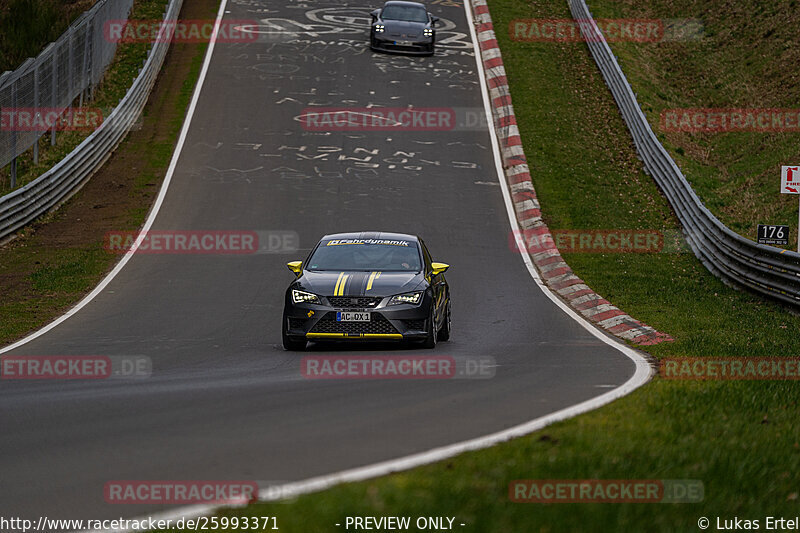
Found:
<box><xmin>438</xmin><ymin>299</ymin><xmax>451</xmax><ymax>342</ymax></box>
<box><xmin>282</xmin><ymin>316</ymin><xmax>307</xmax><ymax>351</ymax></box>
<box><xmin>422</xmin><ymin>306</ymin><xmax>438</xmax><ymax>349</ymax></box>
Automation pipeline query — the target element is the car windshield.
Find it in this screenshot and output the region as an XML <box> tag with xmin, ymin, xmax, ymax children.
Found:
<box><xmin>381</xmin><ymin>5</ymin><xmax>428</xmax><ymax>23</ymax></box>
<box><xmin>308</xmin><ymin>239</ymin><xmax>422</xmax><ymax>271</ymax></box>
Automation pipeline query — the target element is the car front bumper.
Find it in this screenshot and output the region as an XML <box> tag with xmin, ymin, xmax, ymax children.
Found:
<box><xmin>370</xmin><ymin>34</ymin><xmax>434</xmax><ymax>55</ymax></box>
<box><xmin>283</xmin><ymin>297</ymin><xmax>431</xmax><ymax>342</ymax></box>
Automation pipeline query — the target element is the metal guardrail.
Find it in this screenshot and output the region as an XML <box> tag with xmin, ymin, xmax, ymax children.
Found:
<box><xmin>0</xmin><ymin>0</ymin><xmax>183</xmax><ymax>245</ymax></box>
<box><xmin>568</xmin><ymin>0</ymin><xmax>800</xmax><ymax>307</ymax></box>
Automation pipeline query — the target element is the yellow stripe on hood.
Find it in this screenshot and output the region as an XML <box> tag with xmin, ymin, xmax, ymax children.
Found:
<box><xmin>334</xmin><ymin>272</ymin><xmax>345</xmax><ymax>296</ymax></box>
<box><xmin>366</xmin><ymin>271</ymin><xmax>381</xmax><ymax>291</ymax></box>
<box><xmin>337</xmin><ymin>274</ymin><xmax>350</xmax><ymax>296</ymax></box>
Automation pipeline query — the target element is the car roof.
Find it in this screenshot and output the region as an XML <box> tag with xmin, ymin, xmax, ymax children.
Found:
<box><xmin>383</xmin><ymin>1</ymin><xmax>427</xmax><ymax>9</ymax></box>
<box><xmin>319</xmin><ymin>231</ymin><xmax>420</xmax><ymax>244</ymax></box>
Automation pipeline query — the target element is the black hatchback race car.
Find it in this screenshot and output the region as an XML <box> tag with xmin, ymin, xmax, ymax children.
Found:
<box><xmin>369</xmin><ymin>1</ymin><xmax>439</xmax><ymax>56</ymax></box>
<box><xmin>282</xmin><ymin>232</ymin><xmax>450</xmax><ymax>351</ymax></box>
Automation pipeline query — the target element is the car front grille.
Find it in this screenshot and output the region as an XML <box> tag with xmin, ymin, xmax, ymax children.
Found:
<box><xmin>310</xmin><ymin>312</ymin><xmax>399</xmax><ymax>335</ymax></box>
<box><xmin>326</xmin><ymin>296</ymin><xmax>382</xmax><ymax>309</ymax></box>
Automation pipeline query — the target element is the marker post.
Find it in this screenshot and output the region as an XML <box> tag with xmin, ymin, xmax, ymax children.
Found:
<box><xmin>780</xmin><ymin>166</ymin><xmax>800</xmax><ymax>252</ymax></box>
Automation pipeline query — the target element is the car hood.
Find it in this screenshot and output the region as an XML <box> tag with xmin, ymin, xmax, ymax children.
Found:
<box><xmin>296</xmin><ymin>270</ymin><xmax>425</xmax><ymax>298</ymax></box>
<box><xmin>380</xmin><ymin>20</ymin><xmax>428</xmax><ymax>38</ymax></box>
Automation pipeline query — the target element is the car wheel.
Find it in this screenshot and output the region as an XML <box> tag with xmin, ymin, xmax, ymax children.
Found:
<box><xmin>422</xmin><ymin>306</ymin><xmax>438</xmax><ymax>349</ymax></box>
<box><xmin>282</xmin><ymin>316</ymin><xmax>307</xmax><ymax>351</ymax></box>
<box><xmin>438</xmin><ymin>299</ymin><xmax>451</xmax><ymax>342</ymax></box>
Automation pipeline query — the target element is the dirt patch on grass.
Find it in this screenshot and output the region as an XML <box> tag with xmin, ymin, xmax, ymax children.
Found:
<box><xmin>0</xmin><ymin>0</ymin><xmax>218</xmax><ymax>345</ymax></box>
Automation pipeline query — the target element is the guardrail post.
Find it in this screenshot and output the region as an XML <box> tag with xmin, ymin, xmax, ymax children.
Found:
<box><xmin>10</xmin><ymin>78</ymin><xmax>17</xmax><ymax>189</ymax></box>
<box><xmin>51</xmin><ymin>45</ymin><xmax>57</xmax><ymax>146</ymax></box>
<box><xmin>87</xmin><ymin>17</ymin><xmax>95</xmax><ymax>101</ymax></box>
<box><xmin>33</xmin><ymin>63</ymin><xmax>40</xmax><ymax>165</ymax></box>
<box><xmin>68</xmin><ymin>26</ymin><xmax>74</xmax><ymax>113</ymax></box>
<box><xmin>80</xmin><ymin>21</ymin><xmax>90</xmax><ymax>108</ymax></box>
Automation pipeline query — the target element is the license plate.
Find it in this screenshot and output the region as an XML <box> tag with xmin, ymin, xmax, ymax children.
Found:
<box><xmin>395</xmin><ymin>40</ymin><xmax>413</xmax><ymax>46</ymax></box>
<box><xmin>336</xmin><ymin>311</ymin><xmax>371</xmax><ymax>322</ymax></box>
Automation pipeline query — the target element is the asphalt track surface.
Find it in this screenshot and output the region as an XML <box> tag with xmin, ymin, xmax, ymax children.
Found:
<box><xmin>0</xmin><ymin>0</ymin><xmax>637</xmax><ymax>522</ymax></box>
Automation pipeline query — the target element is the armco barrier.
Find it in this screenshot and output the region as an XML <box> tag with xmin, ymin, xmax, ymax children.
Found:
<box><xmin>568</xmin><ymin>0</ymin><xmax>800</xmax><ymax>307</ymax></box>
<box><xmin>0</xmin><ymin>0</ymin><xmax>183</xmax><ymax>244</ymax></box>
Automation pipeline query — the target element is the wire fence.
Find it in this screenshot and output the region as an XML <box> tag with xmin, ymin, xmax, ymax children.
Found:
<box><xmin>0</xmin><ymin>0</ymin><xmax>134</xmax><ymax>185</ymax></box>
<box><xmin>0</xmin><ymin>0</ymin><xmax>182</xmax><ymax>244</ymax></box>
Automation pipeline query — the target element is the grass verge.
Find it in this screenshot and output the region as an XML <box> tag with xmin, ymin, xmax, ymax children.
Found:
<box><xmin>0</xmin><ymin>0</ymin><xmax>95</xmax><ymax>72</ymax></box>
<box><xmin>583</xmin><ymin>0</ymin><xmax>800</xmax><ymax>244</ymax></box>
<box><xmin>188</xmin><ymin>0</ymin><xmax>800</xmax><ymax>530</ymax></box>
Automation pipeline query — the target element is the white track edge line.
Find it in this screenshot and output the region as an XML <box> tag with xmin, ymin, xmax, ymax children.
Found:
<box><xmin>0</xmin><ymin>0</ymin><xmax>229</xmax><ymax>356</ymax></box>
<box><xmin>60</xmin><ymin>1</ymin><xmax>650</xmax><ymax>530</ymax></box>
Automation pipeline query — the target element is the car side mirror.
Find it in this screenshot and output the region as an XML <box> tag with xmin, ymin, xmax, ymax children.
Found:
<box><xmin>430</xmin><ymin>14</ymin><xmax>439</xmax><ymax>25</ymax></box>
<box><xmin>371</xmin><ymin>8</ymin><xmax>381</xmax><ymax>18</ymax></box>
<box><xmin>431</xmin><ymin>262</ymin><xmax>449</xmax><ymax>275</ymax></box>
<box><xmin>287</xmin><ymin>261</ymin><xmax>303</xmax><ymax>275</ymax></box>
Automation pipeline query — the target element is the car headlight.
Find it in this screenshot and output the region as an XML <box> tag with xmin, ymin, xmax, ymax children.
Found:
<box><xmin>291</xmin><ymin>289</ymin><xmax>320</xmax><ymax>304</ymax></box>
<box><xmin>389</xmin><ymin>291</ymin><xmax>423</xmax><ymax>305</ymax></box>
<box><xmin>375</xmin><ymin>24</ymin><xmax>385</xmax><ymax>32</ymax></box>
<box><xmin>423</xmin><ymin>28</ymin><xmax>433</xmax><ymax>37</ymax></box>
